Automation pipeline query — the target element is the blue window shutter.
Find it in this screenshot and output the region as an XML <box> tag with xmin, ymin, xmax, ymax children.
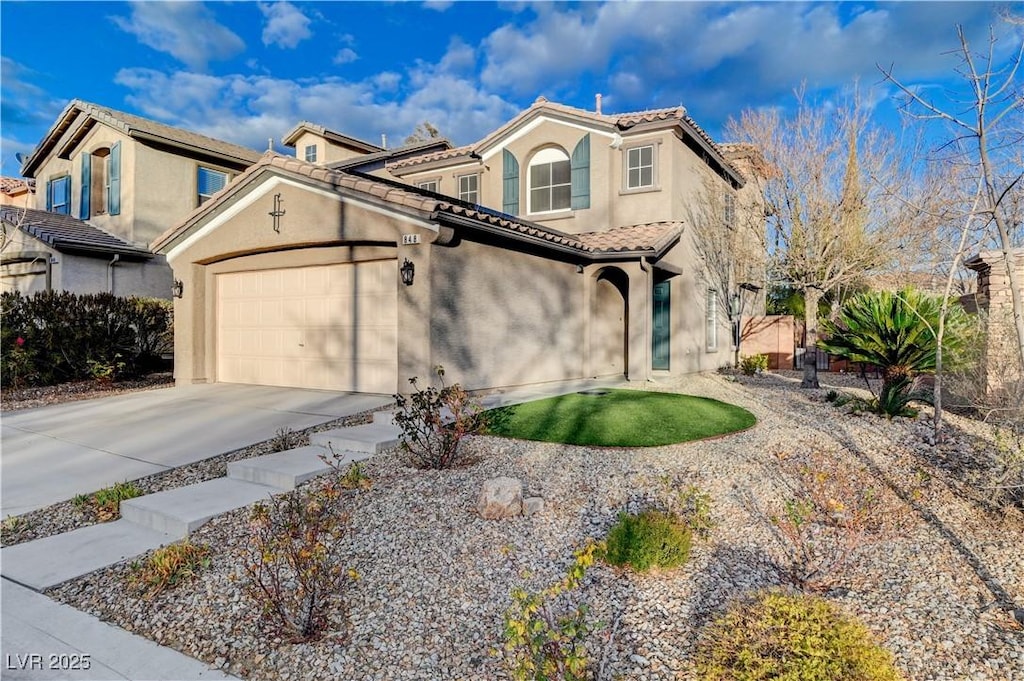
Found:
<box><xmin>502</xmin><ymin>149</ymin><xmax>519</xmax><ymax>215</ymax></box>
<box><xmin>571</xmin><ymin>134</ymin><xmax>590</xmax><ymax>210</ymax></box>
<box><xmin>108</xmin><ymin>142</ymin><xmax>121</xmax><ymax>216</ymax></box>
<box><xmin>62</xmin><ymin>176</ymin><xmax>71</xmax><ymax>214</ymax></box>
<box><xmin>80</xmin><ymin>153</ymin><xmax>91</xmax><ymax>219</ymax></box>
<box><xmin>45</xmin><ymin>179</ymin><xmax>53</xmax><ymax>211</ymax></box>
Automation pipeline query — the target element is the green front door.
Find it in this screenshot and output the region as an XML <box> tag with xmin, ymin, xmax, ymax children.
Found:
<box><xmin>652</xmin><ymin>281</ymin><xmax>670</xmax><ymax>370</ymax></box>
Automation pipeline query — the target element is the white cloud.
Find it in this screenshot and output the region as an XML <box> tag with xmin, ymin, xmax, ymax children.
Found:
<box><xmin>259</xmin><ymin>2</ymin><xmax>313</xmax><ymax>49</ymax></box>
<box><xmin>115</xmin><ymin>67</ymin><xmax>518</xmax><ymax>151</ymax></box>
<box><xmin>111</xmin><ymin>2</ymin><xmax>244</xmax><ymax>70</ymax></box>
<box><xmin>333</xmin><ymin>48</ymin><xmax>358</xmax><ymax>65</ymax></box>
<box><xmin>423</xmin><ymin>1</ymin><xmax>454</xmax><ymax>11</ymax></box>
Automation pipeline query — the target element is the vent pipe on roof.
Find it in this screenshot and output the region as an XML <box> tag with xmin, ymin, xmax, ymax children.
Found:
<box><xmin>595</xmin><ymin>93</ymin><xmax>602</xmax><ymax>115</ymax></box>
<box><xmin>381</xmin><ymin>133</ymin><xmax>387</xmax><ymax>150</ymax></box>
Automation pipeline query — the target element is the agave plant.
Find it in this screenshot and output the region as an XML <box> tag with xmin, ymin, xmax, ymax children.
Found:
<box><xmin>819</xmin><ymin>287</ymin><xmax>969</xmax><ymax>416</ymax></box>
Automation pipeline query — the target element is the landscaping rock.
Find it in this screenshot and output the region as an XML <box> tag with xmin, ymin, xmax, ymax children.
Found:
<box><xmin>477</xmin><ymin>477</ymin><xmax>522</xmax><ymax>519</ymax></box>
<box><xmin>523</xmin><ymin>496</ymin><xmax>545</xmax><ymax>516</ymax></box>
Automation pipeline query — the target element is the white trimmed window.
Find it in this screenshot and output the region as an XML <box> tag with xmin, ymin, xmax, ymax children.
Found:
<box><xmin>304</xmin><ymin>144</ymin><xmax>318</xmax><ymax>163</ymax></box>
<box><xmin>528</xmin><ymin>147</ymin><xmax>571</xmax><ymax>213</ymax></box>
<box><xmin>90</xmin><ymin>148</ymin><xmax>110</xmax><ymax>216</ymax></box>
<box><xmin>418</xmin><ymin>180</ymin><xmax>439</xmax><ymax>193</ymax></box>
<box><xmin>706</xmin><ymin>289</ymin><xmax>718</xmax><ymax>351</ymax></box>
<box><xmin>458</xmin><ymin>173</ymin><xmax>478</xmax><ymax>203</ymax></box>
<box><xmin>48</xmin><ymin>176</ymin><xmax>70</xmax><ymax>215</ymax></box>
<box><xmin>197</xmin><ymin>167</ymin><xmax>229</xmax><ymax>205</ymax></box>
<box><xmin>626</xmin><ymin>144</ymin><xmax>655</xmax><ymax>189</ymax></box>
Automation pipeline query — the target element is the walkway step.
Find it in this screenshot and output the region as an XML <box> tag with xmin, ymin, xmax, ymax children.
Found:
<box><xmin>121</xmin><ymin>478</ymin><xmax>279</xmax><ymax>537</ymax></box>
<box><xmin>310</xmin><ymin>423</ymin><xmax>402</xmax><ymax>454</ymax></box>
<box><xmin>227</xmin><ymin>445</ymin><xmax>335</xmax><ymax>490</ymax></box>
<box><xmin>1</xmin><ymin>521</ymin><xmax>173</xmax><ymax>591</ymax></box>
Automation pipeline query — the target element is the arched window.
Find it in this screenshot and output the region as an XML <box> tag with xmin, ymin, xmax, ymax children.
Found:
<box><xmin>528</xmin><ymin>147</ymin><xmax>571</xmax><ymax>214</ymax></box>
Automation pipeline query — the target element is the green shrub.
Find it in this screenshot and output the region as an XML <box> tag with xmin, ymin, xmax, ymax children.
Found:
<box><xmin>739</xmin><ymin>354</ymin><xmax>769</xmax><ymax>375</ymax></box>
<box><xmin>0</xmin><ymin>291</ymin><xmax>172</xmax><ymax>387</ymax></box>
<box><xmin>243</xmin><ymin>483</ymin><xmax>351</xmax><ymax>642</ymax></box>
<box><xmin>696</xmin><ymin>590</ymin><xmax>903</xmax><ymax>681</ymax></box>
<box><xmin>393</xmin><ymin>365</ymin><xmax>484</xmax><ymax>469</ymax></box>
<box><xmin>602</xmin><ymin>510</ymin><xmax>691</xmax><ymax>572</ymax></box>
<box><xmin>131</xmin><ymin>540</ymin><xmax>209</xmax><ymax>600</ymax></box>
<box><xmin>503</xmin><ymin>541</ymin><xmax>601</xmax><ymax>681</ymax></box>
<box><xmin>75</xmin><ymin>481</ymin><xmax>144</xmax><ymax>522</ymax></box>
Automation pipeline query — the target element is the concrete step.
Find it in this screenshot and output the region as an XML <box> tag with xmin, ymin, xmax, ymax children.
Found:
<box><xmin>372</xmin><ymin>410</ymin><xmax>397</xmax><ymax>426</ymax></box>
<box><xmin>227</xmin><ymin>445</ymin><xmax>334</xmax><ymax>490</ymax></box>
<box><xmin>310</xmin><ymin>423</ymin><xmax>402</xmax><ymax>454</ymax></box>
<box><xmin>121</xmin><ymin>478</ymin><xmax>279</xmax><ymax>538</ymax></box>
<box><xmin>1</xmin><ymin>521</ymin><xmax>174</xmax><ymax>591</ymax></box>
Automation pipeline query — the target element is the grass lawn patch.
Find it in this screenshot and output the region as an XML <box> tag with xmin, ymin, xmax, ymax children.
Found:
<box><xmin>483</xmin><ymin>389</ymin><xmax>755</xmax><ymax>447</ymax></box>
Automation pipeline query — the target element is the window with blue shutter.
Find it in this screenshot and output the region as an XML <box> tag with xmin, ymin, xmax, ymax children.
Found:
<box><xmin>108</xmin><ymin>142</ymin><xmax>121</xmax><ymax>216</ymax></box>
<box><xmin>47</xmin><ymin>176</ymin><xmax>70</xmax><ymax>215</ymax></box>
<box><xmin>80</xmin><ymin>153</ymin><xmax>91</xmax><ymax>219</ymax></box>
<box><xmin>197</xmin><ymin>166</ymin><xmax>228</xmax><ymax>205</ymax></box>
<box><xmin>571</xmin><ymin>134</ymin><xmax>590</xmax><ymax>210</ymax></box>
<box><xmin>502</xmin><ymin>149</ymin><xmax>519</xmax><ymax>215</ymax></box>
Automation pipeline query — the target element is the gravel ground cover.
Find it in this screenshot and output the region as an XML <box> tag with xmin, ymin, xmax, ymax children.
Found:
<box><xmin>39</xmin><ymin>372</ymin><xmax>1024</xmax><ymax>679</ymax></box>
<box><xmin>0</xmin><ymin>373</ymin><xmax>175</xmax><ymax>412</ymax></box>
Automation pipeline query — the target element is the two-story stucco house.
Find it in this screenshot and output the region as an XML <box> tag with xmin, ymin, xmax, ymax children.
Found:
<box><xmin>2</xmin><ymin>100</ymin><xmax>261</xmax><ymax>297</ymax></box>
<box><xmin>152</xmin><ymin>97</ymin><xmax>766</xmax><ymax>395</ymax></box>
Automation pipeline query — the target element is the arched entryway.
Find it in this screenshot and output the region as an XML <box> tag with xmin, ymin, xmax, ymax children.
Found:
<box><xmin>590</xmin><ymin>266</ymin><xmax>628</xmax><ymax>377</ymax></box>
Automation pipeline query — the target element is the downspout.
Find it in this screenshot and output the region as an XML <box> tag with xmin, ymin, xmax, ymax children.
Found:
<box><xmin>44</xmin><ymin>256</ymin><xmax>52</xmax><ymax>292</ymax></box>
<box><xmin>640</xmin><ymin>256</ymin><xmax>653</xmax><ymax>382</ymax></box>
<box><xmin>107</xmin><ymin>254</ymin><xmax>120</xmax><ymax>293</ymax></box>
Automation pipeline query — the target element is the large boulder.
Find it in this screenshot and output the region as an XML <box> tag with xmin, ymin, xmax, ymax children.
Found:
<box><xmin>477</xmin><ymin>477</ymin><xmax>523</xmax><ymax>519</ymax></box>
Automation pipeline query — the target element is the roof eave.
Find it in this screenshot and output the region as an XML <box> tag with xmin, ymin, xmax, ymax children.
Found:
<box><xmin>131</xmin><ymin>130</ymin><xmax>260</xmax><ymax>167</ymax></box>
<box><xmin>20</xmin><ymin>100</ymin><xmax>84</xmax><ymax>177</ymax></box>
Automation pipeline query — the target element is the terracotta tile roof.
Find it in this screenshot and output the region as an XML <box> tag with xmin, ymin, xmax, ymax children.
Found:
<box><xmin>577</xmin><ymin>222</ymin><xmax>683</xmax><ymax>253</ymax></box>
<box><xmin>385</xmin><ymin>98</ymin><xmax>739</xmax><ymax>181</ymax></box>
<box><xmin>0</xmin><ymin>206</ymin><xmax>151</xmax><ymax>257</ymax></box>
<box><xmin>155</xmin><ymin>151</ymin><xmax>679</xmax><ymax>261</ymax></box>
<box><xmin>1</xmin><ymin>177</ymin><xmax>33</xmax><ymax>194</ymax></box>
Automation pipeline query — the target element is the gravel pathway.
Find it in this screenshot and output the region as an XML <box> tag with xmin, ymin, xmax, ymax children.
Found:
<box><xmin>45</xmin><ymin>372</ymin><xmax>1024</xmax><ymax>680</ymax></box>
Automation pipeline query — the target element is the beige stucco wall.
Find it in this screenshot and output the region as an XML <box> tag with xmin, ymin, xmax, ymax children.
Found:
<box><xmin>291</xmin><ymin>131</ymin><xmax>368</xmax><ymax>166</ymax></box>
<box><xmin>428</xmin><ymin>237</ymin><xmax>586</xmax><ymax>390</ymax></box>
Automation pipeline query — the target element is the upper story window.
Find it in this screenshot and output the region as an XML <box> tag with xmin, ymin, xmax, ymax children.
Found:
<box><xmin>626</xmin><ymin>144</ymin><xmax>655</xmax><ymax>189</ymax></box>
<box><xmin>198</xmin><ymin>167</ymin><xmax>229</xmax><ymax>205</ymax></box>
<box><xmin>528</xmin><ymin>147</ymin><xmax>571</xmax><ymax>214</ymax></box>
<box><xmin>417</xmin><ymin>180</ymin><xmax>438</xmax><ymax>193</ymax></box>
<box><xmin>458</xmin><ymin>173</ymin><xmax>478</xmax><ymax>204</ymax></box>
<box><xmin>79</xmin><ymin>142</ymin><xmax>122</xmax><ymax>218</ymax></box>
<box><xmin>304</xmin><ymin>144</ymin><xmax>318</xmax><ymax>163</ymax></box>
<box><xmin>47</xmin><ymin>175</ymin><xmax>71</xmax><ymax>215</ymax></box>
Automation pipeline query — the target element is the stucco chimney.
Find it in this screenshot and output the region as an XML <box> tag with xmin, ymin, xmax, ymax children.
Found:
<box><xmin>595</xmin><ymin>93</ymin><xmax>603</xmax><ymax>115</ymax></box>
<box><xmin>381</xmin><ymin>133</ymin><xmax>387</xmax><ymax>150</ymax></box>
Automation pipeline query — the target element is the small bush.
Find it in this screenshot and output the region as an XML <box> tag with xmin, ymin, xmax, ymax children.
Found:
<box><xmin>131</xmin><ymin>540</ymin><xmax>209</xmax><ymax>600</ymax></box>
<box><xmin>243</xmin><ymin>483</ymin><xmax>350</xmax><ymax>642</ymax></box>
<box><xmin>696</xmin><ymin>590</ymin><xmax>903</xmax><ymax>681</ymax></box>
<box><xmin>739</xmin><ymin>353</ymin><xmax>769</xmax><ymax>376</ymax></box>
<box><xmin>677</xmin><ymin>484</ymin><xmax>716</xmax><ymax>541</ymax></box>
<box><xmin>393</xmin><ymin>365</ymin><xmax>484</xmax><ymax>469</ymax></box>
<box><xmin>503</xmin><ymin>541</ymin><xmax>601</xmax><ymax>681</ymax></box>
<box><xmin>602</xmin><ymin>510</ymin><xmax>691</xmax><ymax>572</ymax></box>
<box><xmin>339</xmin><ymin>461</ymin><xmax>371</xmax><ymax>490</ymax></box>
<box><xmin>270</xmin><ymin>427</ymin><xmax>299</xmax><ymax>453</ymax></box>
<box><xmin>75</xmin><ymin>481</ymin><xmax>144</xmax><ymax>522</ymax></box>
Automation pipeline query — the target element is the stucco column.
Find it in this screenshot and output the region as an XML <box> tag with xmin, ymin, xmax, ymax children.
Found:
<box><xmin>396</xmin><ymin>241</ymin><xmax>434</xmax><ymax>395</ymax></box>
<box><xmin>625</xmin><ymin>261</ymin><xmax>652</xmax><ymax>382</ymax></box>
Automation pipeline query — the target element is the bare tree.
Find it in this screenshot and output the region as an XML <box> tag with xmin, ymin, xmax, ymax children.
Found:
<box><xmin>880</xmin><ymin>20</ymin><xmax>1024</xmax><ymax>434</ymax></box>
<box><xmin>403</xmin><ymin>121</ymin><xmax>442</xmax><ymax>146</ymax></box>
<box><xmin>727</xmin><ymin>90</ymin><xmax>919</xmax><ymax>387</ymax></box>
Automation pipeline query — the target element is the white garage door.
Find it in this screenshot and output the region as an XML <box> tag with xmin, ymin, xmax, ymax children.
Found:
<box><xmin>217</xmin><ymin>260</ymin><xmax>397</xmax><ymax>393</ymax></box>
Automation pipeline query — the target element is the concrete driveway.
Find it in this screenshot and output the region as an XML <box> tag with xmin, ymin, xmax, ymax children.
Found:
<box><xmin>1</xmin><ymin>383</ymin><xmax>391</xmax><ymax>516</ymax></box>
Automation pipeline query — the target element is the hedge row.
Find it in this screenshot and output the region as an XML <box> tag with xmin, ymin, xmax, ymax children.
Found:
<box><xmin>1</xmin><ymin>291</ymin><xmax>172</xmax><ymax>388</ymax></box>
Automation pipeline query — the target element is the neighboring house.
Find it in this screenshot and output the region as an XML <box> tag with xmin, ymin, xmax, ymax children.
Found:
<box><xmin>962</xmin><ymin>248</ymin><xmax>1024</xmax><ymax>399</ymax></box>
<box><xmin>0</xmin><ymin>177</ymin><xmax>35</xmax><ymax>208</ymax></box>
<box><xmin>152</xmin><ymin>98</ymin><xmax>766</xmax><ymax>395</ymax></box>
<box><xmin>4</xmin><ymin>100</ymin><xmax>262</xmax><ymax>297</ymax></box>
<box><xmin>0</xmin><ymin>207</ymin><xmax>154</xmax><ymax>295</ymax></box>
<box><xmin>281</xmin><ymin>121</ymin><xmax>452</xmax><ymax>172</ymax></box>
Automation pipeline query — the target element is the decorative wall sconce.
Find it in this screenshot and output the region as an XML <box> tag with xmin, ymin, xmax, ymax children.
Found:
<box><xmin>172</xmin><ymin>279</ymin><xmax>184</xmax><ymax>298</ymax></box>
<box><xmin>400</xmin><ymin>258</ymin><xmax>415</xmax><ymax>286</ymax></box>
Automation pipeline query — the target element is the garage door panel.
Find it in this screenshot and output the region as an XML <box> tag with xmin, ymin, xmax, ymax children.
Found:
<box><xmin>217</xmin><ymin>260</ymin><xmax>397</xmax><ymax>393</ymax></box>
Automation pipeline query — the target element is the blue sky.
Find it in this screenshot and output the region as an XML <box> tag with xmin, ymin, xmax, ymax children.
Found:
<box><xmin>1</xmin><ymin>1</ymin><xmax>1019</xmax><ymax>175</ymax></box>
